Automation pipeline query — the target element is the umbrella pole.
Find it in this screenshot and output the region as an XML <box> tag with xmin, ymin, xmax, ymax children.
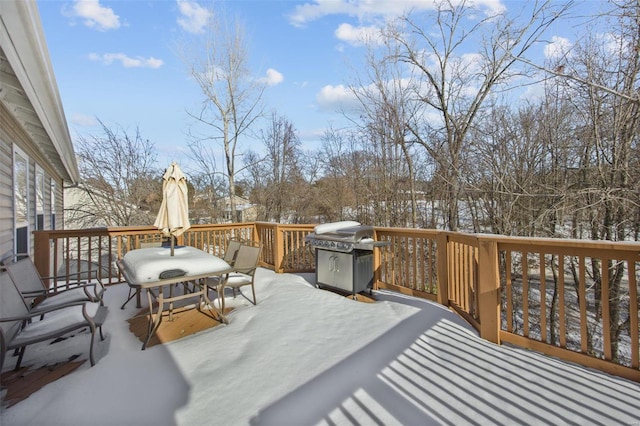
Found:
<box><xmin>171</xmin><ymin>236</ymin><xmax>175</xmax><ymax>256</ymax></box>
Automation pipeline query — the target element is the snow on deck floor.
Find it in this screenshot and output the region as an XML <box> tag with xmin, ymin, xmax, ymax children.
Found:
<box><xmin>2</xmin><ymin>268</ymin><xmax>639</xmax><ymax>425</ymax></box>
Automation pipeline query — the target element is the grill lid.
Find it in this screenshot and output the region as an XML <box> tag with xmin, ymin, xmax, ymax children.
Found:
<box><xmin>306</xmin><ymin>222</ymin><xmax>388</xmax><ymax>252</ymax></box>
<box><xmin>333</xmin><ymin>225</ymin><xmax>373</xmax><ymax>241</ymax></box>
<box><xmin>313</xmin><ymin>221</ymin><xmax>361</xmax><ymax>235</ymax></box>
<box><xmin>309</xmin><ymin>222</ymin><xmax>373</xmax><ymax>242</ymax></box>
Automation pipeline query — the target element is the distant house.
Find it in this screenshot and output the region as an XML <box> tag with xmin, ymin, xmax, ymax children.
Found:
<box><xmin>0</xmin><ymin>1</ymin><xmax>79</xmax><ymax>260</ymax></box>
<box><xmin>217</xmin><ymin>195</ymin><xmax>257</xmax><ymax>223</ymax></box>
<box><xmin>64</xmin><ymin>183</ymin><xmax>155</xmax><ymax>229</ymax></box>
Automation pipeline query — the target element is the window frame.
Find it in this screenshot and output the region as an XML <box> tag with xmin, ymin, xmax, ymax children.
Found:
<box><xmin>13</xmin><ymin>146</ymin><xmax>29</xmax><ymax>254</ymax></box>
<box><xmin>36</xmin><ymin>165</ymin><xmax>45</xmax><ymax>230</ymax></box>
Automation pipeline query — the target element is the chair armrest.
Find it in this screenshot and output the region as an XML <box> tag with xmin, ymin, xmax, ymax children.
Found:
<box><xmin>84</xmin><ymin>305</ymin><xmax>108</xmax><ymax>327</ymax></box>
<box><xmin>95</xmin><ymin>306</ymin><xmax>108</xmax><ymax>325</ymax></box>
<box><xmin>41</xmin><ymin>279</ymin><xmax>105</xmax><ymax>302</ymax></box>
<box><xmin>0</xmin><ymin>301</ymin><xmax>88</xmax><ymax>322</ymax></box>
<box><xmin>20</xmin><ymin>289</ymin><xmax>47</xmax><ymax>297</ymax></box>
<box><xmin>42</xmin><ymin>278</ymin><xmax>90</xmax><ymax>288</ymax></box>
<box><xmin>41</xmin><ymin>271</ymin><xmax>102</xmax><ymax>290</ymax></box>
<box><xmin>232</xmin><ymin>267</ymin><xmax>257</xmax><ymax>275</ymax></box>
<box><xmin>42</xmin><ymin>270</ymin><xmax>96</xmax><ymax>280</ymax></box>
<box><xmin>43</xmin><ymin>281</ymin><xmax>102</xmax><ymax>296</ymax></box>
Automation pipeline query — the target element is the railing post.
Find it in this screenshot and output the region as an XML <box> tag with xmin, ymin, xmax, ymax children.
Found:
<box><xmin>33</xmin><ymin>231</ymin><xmax>51</xmax><ymax>284</ymax></box>
<box><xmin>477</xmin><ymin>236</ymin><xmax>501</xmax><ymax>344</ymax></box>
<box><xmin>251</xmin><ymin>223</ymin><xmax>259</xmax><ymax>245</ymax></box>
<box><xmin>436</xmin><ymin>232</ymin><xmax>449</xmax><ymax>306</ymax></box>
<box><xmin>274</xmin><ymin>224</ymin><xmax>284</xmax><ymax>273</ymax></box>
<box><xmin>372</xmin><ymin>228</ymin><xmax>382</xmax><ymax>290</ymax></box>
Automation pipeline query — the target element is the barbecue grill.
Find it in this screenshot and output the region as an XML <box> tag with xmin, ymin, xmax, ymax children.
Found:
<box><xmin>306</xmin><ymin>221</ymin><xmax>388</xmax><ymax>298</ymax></box>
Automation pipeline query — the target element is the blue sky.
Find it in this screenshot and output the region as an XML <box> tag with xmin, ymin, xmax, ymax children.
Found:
<box><xmin>36</xmin><ymin>0</ymin><xmax>591</xmax><ymax>172</ymax></box>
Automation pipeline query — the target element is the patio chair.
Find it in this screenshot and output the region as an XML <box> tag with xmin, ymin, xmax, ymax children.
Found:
<box><xmin>208</xmin><ymin>242</ymin><xmax>261</xmax><ymax>313</ymax></box>
<box><xmin>203</xmin><ymin>240</ymin><xmax>241</xmax><ymax>299</ymax></box>
<box><xmin>223</xmin><ymin>240</ymin><xmax>242</xmax><ymax>267</ymax></box>
<box><xmin>0</xmin><ymin>270</ymin><xmax>108</xmax><ymax>371</ymax></box>
<box><xmin>2</xmin><ymin>256</ymin><xmax>104</xmax><ymax>315</ymax></box>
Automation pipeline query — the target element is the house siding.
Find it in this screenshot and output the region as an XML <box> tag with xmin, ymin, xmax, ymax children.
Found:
<box><xmin>1</xmin><ymin>0</ymin><xmax>79</xmax><ymax>262</ymax></box>
<box><xmin>52</xmin><ymin>174</ymin><xmax>63</xmax><ymax>230</ymax></box>
<box><xmin>0</xmin><ymin>102</ymin><xmax>66</xmax><ymax>260</ymax></box>
<box><xmin>0</xmin><ymin>135</ymin><xmax>12</xmax><ymax>260</ymax></box>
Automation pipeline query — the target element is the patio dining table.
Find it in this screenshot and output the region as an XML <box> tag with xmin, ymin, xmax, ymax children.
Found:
<box><xmin>117</xmin><ymin>246</ymin><xmax>232</xmax><ymax>349</ymax></box>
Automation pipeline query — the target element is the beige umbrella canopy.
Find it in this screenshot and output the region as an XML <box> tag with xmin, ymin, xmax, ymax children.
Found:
<box><xmin>154</xmin><ymin>162</ymin><xmax>190</xmax><ymax>255</ymax></box>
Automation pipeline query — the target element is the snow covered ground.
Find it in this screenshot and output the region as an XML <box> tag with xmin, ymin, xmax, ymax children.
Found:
<box><xmin>2</xmin><ymin>268</ymin><xmax>639</xmax><ymax>425</ymax></box>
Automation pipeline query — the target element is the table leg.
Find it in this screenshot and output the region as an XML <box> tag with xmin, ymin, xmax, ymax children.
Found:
<box><xmin>201</xmin><ymin>279</ymin><xmax>228</xmax><ymax>324</ymax></box>
<box><xmin>143</xmin><ymin>286</ymin><xmax>164</xmax><ymax>350</ymax></box>
<box><xmin>168</xmin><ymin>284</ymin><xmax>174</xmax><ymax>322</ymax></box>
<box><xmin>121</xmin><ymin>287</ymin><xmax>138</xmax><ymax>309</ymax></box>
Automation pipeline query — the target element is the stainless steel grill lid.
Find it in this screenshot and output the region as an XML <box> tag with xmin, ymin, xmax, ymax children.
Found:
<box><xmin>313</xmin><ymin>225</ymin><xmax>373</xmax><ymax>242</ymax></box>
<box><xmin>306</xmin><ymin>222</ymin><xmax>380</xmax><ymax>252</ymax></box>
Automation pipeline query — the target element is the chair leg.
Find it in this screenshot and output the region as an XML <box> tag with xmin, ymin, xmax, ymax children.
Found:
<box><xmin>89</xmin><ymin>323</ymin><xmax>97</xmax><ymax>367</ymax></box>
<box><xmin>250</xmin><ymin>284</ymin><xmax>257</xmax><ymax>305</ymax></box>
<box><xmin>14</xmin><ymin>347</ymin><xmax>26</xmax><ymax>370</ymax></box>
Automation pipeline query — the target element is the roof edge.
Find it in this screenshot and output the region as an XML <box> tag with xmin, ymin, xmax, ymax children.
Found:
<box><xmin>0</xmin><ymin>0</ymin><xmax>79</xmax><ymax>183</ymax></box>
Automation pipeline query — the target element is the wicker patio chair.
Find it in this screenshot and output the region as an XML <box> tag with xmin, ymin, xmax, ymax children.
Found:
<box><xmin>0</xmin><ymin>270</ymin><xmax>108</xmax><ymax>370</ymax></box>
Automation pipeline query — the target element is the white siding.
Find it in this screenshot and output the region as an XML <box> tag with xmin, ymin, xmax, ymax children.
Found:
<box><xmin>1</xmin><ymin>0</ymin><xmax>79</xmax><ymax>261</ymax></box>
<box><xmin>0</xmin><ymin>136</ymin><xmax>12</xmax><ymax>260</ymax></box>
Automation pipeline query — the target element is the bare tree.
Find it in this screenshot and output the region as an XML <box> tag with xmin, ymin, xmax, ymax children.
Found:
<box><xmin>314</xmin><ymin>126</ymin><xmax>359</xmax><ymax>223</ymax></box>
<box><xmin>559</xmin><ymin>0</ymin><xmax>640</xmax><ymax>361</ymax></box>
<box><xmin>181</xmin><ymin>6</ymin><xmax>265</xmax><ymax>221</ymax></box>
<box><xmin>476</xmin><ymin>0</ymin><xmax>640</xmax><ymax>360</ymax></box>
<box><xmin>386</xmin><ymin>0</ymin><xmax>571</xmax><ymax>230</ymax></box>
<box><xmin>246</xmin><ymin>112</ymin><xmax>303</xmax><ymax>222</ymax></box>
<box><xmin>349</xmin><ymin>35</ymin><xmax>422</xmax><ymax>228</ymax></box>
<box><xmin>68</xmin><ymin>120</ymin><xmax>161</xmax><ymax>227</ymax></box>
<box><xmin>186</xmin><ymin>140</ymin><xmax>226</xmax><ymax>223</ymax></box>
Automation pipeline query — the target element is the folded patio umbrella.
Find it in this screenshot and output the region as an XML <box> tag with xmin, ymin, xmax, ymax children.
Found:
<box><xmin>154</xmin><ymin>162</ymin><xmax>190</xmax><ymax>255</ymax></box>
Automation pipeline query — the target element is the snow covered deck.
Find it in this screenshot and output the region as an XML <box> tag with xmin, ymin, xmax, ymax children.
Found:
<box><xmin>2</xmin><ymin>269</ymin><xmax>639</xmax><ymax>425</ymax></box>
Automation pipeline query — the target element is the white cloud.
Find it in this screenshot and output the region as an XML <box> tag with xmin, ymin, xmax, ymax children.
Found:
<box><xmin>600</xmin><ymin>32</ymin><xmax>622</xmax><ymax>56</ymax></box>
<box><xmin>70</xmin><ymin>0</ymin><xmax>120</xmax><ymax>31</ymax></box>
<box><xmin>70</xmin><ymin>113</ymin><xmax>98</xmax><ymax>127</ymax></box>
<box><xmin>316</xmin><ymin>84</ymin><xmax>360</xmax><ymax>112</ymax></box>
<box><xmin>89</xmin><ymin>53</ymin><xmax>164</xmax><ymax>69</ymax></box>
<box><xmin>288</xmin><ymin>0</ymin><xmax>351</xmax><ymax>27</ymax></box>
<box><xmin>473</xmin><ymin>0</ymin><xmax>507</xmax><ymax>16</ymax></box>
<box><xmin>288</xmin><ymin>0</ymin><xmax>506</xmax><ymax>27</ymax></box>
<box><xmin>335</xmin><ymin>23</ymin><xmax>383</xmax><ymax>46</ymax></box>
<box><xmin>176</xmin><ymin>0</ymin><xmax>211</xmax><ymax>34</ymax></box>
<box><xmin>544</xmin><ymin>36</ymin><xmax>572</xmax><ymax>60</ymax></box>
<box><xmin>259</xmin><ymin>68</ymin><xmax>284</xmax><ymax>86</ymax></box>
<box><xmin>317</xmin><ymin>78</ymin><xmax>414</xmax><ymax>115</ymax></box>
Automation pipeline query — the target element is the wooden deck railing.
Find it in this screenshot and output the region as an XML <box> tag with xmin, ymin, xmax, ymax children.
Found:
<box><xmin>491</xmin><ymin>235</ymin><xmax>639</xmax><ymax>382</ymax></box>
<box><xmin>32</xmin><ymin>223</ymin><xmax>640</xmax><ymax>382</ymax></box>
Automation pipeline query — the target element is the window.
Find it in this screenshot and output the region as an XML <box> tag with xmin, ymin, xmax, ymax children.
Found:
<box><xmin>51</xmin><ymin>180</ymin><xmax>56</xmax><ymax>230</ymax></box>
<box><xmin>36</xmin><ymin>167</ymin><xmax>44</xmax><ymax>230</ymax></box>
<box><xmin>14</xmin><ymin>148</ymin><xmax>29</xmax><ymax>255</ymax></box>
